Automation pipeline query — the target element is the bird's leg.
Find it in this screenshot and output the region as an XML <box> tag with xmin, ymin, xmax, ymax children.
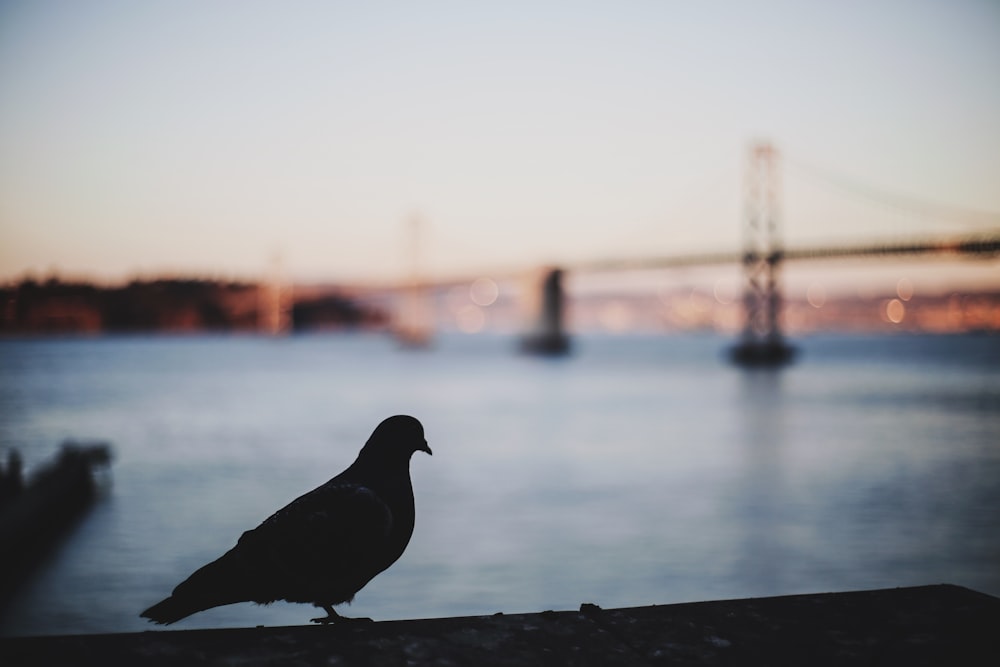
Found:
<box><xmin>310</xmin><ymin>605</ymin><xmax>342</xmax><ymax>624</ymax></box>
<box><xmin>310</xmin><ymin>604</ymin><xmax>374</xmax><ymax>625</ymax></box>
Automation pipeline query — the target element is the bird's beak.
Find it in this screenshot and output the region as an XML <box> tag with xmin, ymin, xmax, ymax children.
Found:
<box><xmin>419</xmin><ymin>439</ymin><xmax>432</xmax><ymax>456</ymax></box>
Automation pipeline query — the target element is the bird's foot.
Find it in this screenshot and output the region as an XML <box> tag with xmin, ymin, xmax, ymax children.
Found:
<box><xmin>310</xmin><ymin>606</ymin><xmax>373</xmax><ymax>625</ymax></box>
<box><xmin>309</xmin><ymin>614</ymin><xmax>337</xmax><ymax>624</ymax></box>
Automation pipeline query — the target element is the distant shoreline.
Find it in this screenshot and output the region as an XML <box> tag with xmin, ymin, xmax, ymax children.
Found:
<box><xmin>3</xmin><ymin>276</ymin><xmax>999</xmax><ymax>336</ymax></box>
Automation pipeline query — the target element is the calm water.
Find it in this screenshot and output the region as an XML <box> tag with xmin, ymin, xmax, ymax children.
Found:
<box><xmin>0</xmin><ymin>332</ymin><xmax>998</xmax><ymax>636</ymax></box>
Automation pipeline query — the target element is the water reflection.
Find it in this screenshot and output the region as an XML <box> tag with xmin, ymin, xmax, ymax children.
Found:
<box><xmin>734</xmin><ymin>370</ymin><xmax>789</xmax><ymax>594</ymax></box>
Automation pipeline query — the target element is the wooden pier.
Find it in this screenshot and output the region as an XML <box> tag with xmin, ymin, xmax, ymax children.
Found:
<box><xmin>0</xmin><ymin>442</ymin><xmax>112</xmax><ymax>605</ymax></box>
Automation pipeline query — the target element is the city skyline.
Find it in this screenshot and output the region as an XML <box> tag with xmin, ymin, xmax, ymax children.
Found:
<box><xmin>2</xmin><ymin>1</ymin><xmax>999</xmax><ymax>288</ymax></box>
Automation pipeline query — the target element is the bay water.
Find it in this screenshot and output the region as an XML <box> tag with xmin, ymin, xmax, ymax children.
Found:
<box><xmin>0</xmin><ymin>332</ymin><xmax>998</xmax><ymax>636</ymax></box>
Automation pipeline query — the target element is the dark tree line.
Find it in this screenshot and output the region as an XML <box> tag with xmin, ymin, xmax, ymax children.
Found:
<box><xmin>0</xmin><ymin>278</ymin><xmax>385</xmax><ymax>334</ymax></box>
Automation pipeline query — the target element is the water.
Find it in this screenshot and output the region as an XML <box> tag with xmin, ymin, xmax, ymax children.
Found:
<box><xmin>0</xmin><ymin>332</ymin><xmax>998</xmax><ymax>636</ymax></box>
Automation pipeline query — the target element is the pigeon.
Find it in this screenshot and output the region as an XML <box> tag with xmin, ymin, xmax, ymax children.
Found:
<box><xmin>140</xmin><ymin>415</ymin><xmax>431</xmax><ymax>625</ymax></box>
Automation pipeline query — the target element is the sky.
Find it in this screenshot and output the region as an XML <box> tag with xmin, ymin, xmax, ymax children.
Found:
<box><xmin>1</xmin><ymin>0</ymin><xmax>999</xmax><ymax>288</ymax></box>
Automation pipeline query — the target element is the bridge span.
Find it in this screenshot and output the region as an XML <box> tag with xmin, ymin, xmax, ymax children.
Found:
<box><xmin>374</xmin><ymin>143</ymin><xmax>1000</xmax><ymax>365</ymax></box>
<box><xmin>567</xmin><ymin>233</ymin><xmax>1000</xmax><ymax>274</ymax></box>
<box><xmin>384</xmin><ymin>228</ymin><xmax>999</xmax><ymax>364</ymax></box>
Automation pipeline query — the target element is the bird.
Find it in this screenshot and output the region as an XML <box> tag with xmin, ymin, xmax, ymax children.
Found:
<box><xmin>140</xmin><ymin>415</ymin><xmax>432</xmax><ymax>625</ymax></box>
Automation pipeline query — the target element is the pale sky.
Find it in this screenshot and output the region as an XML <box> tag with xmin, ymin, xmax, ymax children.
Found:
<box><xmin>1</xmin><ymin>1</ymin><xmax>999</xmax><ymax>286</ymax></box>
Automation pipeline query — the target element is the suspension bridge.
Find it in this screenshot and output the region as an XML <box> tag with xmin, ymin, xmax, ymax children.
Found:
<box><xmin>494</xmin><ymin>143</ymin><xmax>1000</xmax><ymax>362</ymax></box>
<box><xmin>268</xmin><ymin>143</ymin><xmax>1000</xmax><ymax>363</ymax></box>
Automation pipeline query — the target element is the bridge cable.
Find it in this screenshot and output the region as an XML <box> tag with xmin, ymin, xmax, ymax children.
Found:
<box><xmin>783</xmin><ymin>154</ymin><xmax>1000</xmax><ymax>231</ymax></box>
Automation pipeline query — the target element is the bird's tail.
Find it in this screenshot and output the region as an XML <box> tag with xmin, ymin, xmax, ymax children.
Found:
<box><xmin>141</xmin><ymin>582</ymin><xmax>249</xmax><ymax>625</ymax></box>
<box><xmin>140</xmin><ymin>595</ymin><xmax>204</xmax><ymax>625</ymax></box>
<box><xmin>141</xmin><ymin>549</ymin><xmax>254</xmax><ymax>625</ymax></box>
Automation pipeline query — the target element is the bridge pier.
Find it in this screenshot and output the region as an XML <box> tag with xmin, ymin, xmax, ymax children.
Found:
<box><xmin>520</xmin><ymin>267</ymin><xmax>570</xmax><ymax>355</ymax></box>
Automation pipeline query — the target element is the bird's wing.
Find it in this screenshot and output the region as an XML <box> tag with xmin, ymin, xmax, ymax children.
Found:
<box><xmin>252</xmin><ymin>480</ymin><xmax>393</xmax><ymax>562</ymax></box>
<box><xmin>183</xmin><ymin>481</ymin><xmax>395</xmax><ymax>604</ymax></box>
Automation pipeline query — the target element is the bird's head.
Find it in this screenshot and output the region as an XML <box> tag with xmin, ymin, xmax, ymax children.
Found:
<box><xmin>361</xmin><ymin>415</ymin><xmax>432</xmax><ymax>462</ymax></box>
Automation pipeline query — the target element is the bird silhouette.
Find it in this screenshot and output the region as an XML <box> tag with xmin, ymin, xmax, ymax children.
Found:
<box><xmin>140</xmin><ymin>415</ymin><xmax>431</xmax><ymax>625</ymax></box>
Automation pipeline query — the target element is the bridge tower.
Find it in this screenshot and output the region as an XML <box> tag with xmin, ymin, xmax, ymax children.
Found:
<box><xmin>393</xmin><ymin>214</ymin><xmax>433</xmax><ymax>348</ymax></box>
<box><xmin>261</xmin><ymin>252</ymin><xmax>291</xmax><ymax>336</ymax></box>
<box><xmin>731</xmin><ymin>142</ymin><xmax>795</xmax><ymax>366</ymax></box>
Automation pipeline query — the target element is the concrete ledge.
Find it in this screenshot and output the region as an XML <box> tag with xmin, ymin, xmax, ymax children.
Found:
<box><xmin>2</xmin><ymin>584</ymin><xmax>998</xmax><ymax>666</ymax></box>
